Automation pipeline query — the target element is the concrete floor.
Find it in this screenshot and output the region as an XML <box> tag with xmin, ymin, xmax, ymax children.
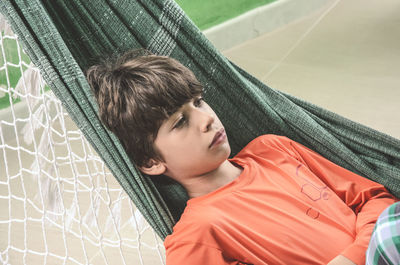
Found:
<box><xmin>223</xmin><ymin>0</ymin><xmax>400</xmax><ymax>140</ymax></box>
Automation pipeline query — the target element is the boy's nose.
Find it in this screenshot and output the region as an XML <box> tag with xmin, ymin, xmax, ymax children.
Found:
<box><xmin>200</xmin><ymin>111</ymin><xmax>215</xmax><ymax>133</ymax></box>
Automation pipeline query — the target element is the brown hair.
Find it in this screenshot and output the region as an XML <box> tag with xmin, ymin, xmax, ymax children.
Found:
<box><xmin>86</xmin><ymin>50</ymin><xmax>203</xmax><ymax>168</ymax></box>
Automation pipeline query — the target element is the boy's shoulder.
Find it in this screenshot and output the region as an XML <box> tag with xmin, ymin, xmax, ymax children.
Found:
<box><xmin>247</xmin><ymin>134</ymin><xmax>291</xmax><ymax>146</ymax></box>
<box><xmin>231</xmin><ymin>134</ymin><xmax>305</xmax><ymax>167</ymax></box>
<box><xmin>235</xmin><ymin>134</ymin><xmax>294</xmax><ymax>157</ymax></box>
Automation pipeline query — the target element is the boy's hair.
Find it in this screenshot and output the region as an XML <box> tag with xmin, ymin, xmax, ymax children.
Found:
<box><xmin>86</xmin><ymin>50</ymin><xmax>203</xmax><ymax>168</ymax></box>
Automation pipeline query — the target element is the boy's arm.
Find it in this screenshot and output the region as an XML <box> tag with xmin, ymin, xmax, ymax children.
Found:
<box><xmin>327</xmin><ymin>255</ymin><xmax>356</xmax><ymax>265</ymax></box>
<box><xmin>277</xmin><ymin>136</ymin><xmax>398</xmax><ymax>265</ymax></box>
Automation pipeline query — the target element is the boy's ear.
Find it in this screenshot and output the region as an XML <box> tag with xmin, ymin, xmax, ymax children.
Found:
<box><xmin>139</xmin><ymin>159</ymin><xmax>166</xmax><ymax>176</ymax></box>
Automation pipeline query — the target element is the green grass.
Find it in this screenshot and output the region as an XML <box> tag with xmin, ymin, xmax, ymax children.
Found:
<box><xmin>0</xmin><ymin>35</ymin><xmax>31</xmax><ymax>109</ymax></box>
<box><xmin>175</xmin><ymin>0</ymin><xmax>277</xmax><ymax>30</ymax></box>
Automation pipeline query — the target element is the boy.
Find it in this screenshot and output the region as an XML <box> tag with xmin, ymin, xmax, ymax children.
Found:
<box><xmin>86</xmin><ymin>50</ymin><xmax>398</xmax><ymax>265</ymax></box>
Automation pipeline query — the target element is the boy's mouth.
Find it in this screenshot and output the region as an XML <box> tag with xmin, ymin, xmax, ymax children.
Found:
<box><xmin>209</xmin><ymin>128</ymin><xmax>226</xmax><ymax>148</ymax></box>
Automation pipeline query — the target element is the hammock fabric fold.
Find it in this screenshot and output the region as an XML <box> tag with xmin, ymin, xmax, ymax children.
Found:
<box><xmin>1</xmin><ymin>0</ymin><xmax>399</xmax><ymax>240</ymax></box>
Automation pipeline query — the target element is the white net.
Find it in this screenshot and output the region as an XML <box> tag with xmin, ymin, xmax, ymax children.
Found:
<box><xmin>0</xmin><ymin>15</ymin><xmax>165</xmax><ymax>265</ymax></box>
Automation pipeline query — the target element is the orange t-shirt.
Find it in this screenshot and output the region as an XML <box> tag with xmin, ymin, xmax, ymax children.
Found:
<box><xmin>164</xmin><ymin>135</ymin><xmax>397</xmax><ymax>265</ymax></box>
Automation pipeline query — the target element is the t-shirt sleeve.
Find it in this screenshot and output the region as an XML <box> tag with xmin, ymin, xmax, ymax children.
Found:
<box><xmin>267</xmin><ymin>135</ymin><xmax>398</xmax><ymax>265</ymax></box>
<box><xmin>166</xmin><ymin>241</ymin><xmax>238</xmax><ymax>265</ymax></box>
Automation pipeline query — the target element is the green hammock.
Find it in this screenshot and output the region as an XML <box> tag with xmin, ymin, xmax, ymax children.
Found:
<box><xmin>1</xmin><ymin>0</ymin><xmax>400</xmax><ymax>240</ymax></box>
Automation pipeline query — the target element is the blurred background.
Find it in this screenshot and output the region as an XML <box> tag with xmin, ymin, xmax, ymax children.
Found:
<box><xmin>181</xmin><ymin>0</ymin><xmax>400</xmax><ymax>140</ymax></box>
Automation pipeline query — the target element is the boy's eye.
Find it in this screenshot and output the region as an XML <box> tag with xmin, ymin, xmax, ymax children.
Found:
<box><xmin>173</xmin><ymin>115</ymin><xmax>187</xmax><ymax>129</ymax></box>
<box><xmin>193</xmin><ymin>97</ymin><xmax>204</xmax><ymax>107</ymax></box>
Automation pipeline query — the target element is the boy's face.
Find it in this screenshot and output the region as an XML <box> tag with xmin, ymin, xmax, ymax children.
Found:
<box><xmin>148</xmin><ymin>96</ymin><xmax>231</xmax><ymax>180</ymax></box>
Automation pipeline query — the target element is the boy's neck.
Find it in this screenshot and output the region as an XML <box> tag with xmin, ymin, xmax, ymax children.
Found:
<box><xmin>182</xmin><ymin>160</ymin><xmax>243</xmax><ymax>199</ymax></box>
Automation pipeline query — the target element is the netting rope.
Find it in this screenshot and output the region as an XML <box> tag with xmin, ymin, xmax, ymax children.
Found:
<box><xmin>0</xmin><ymin>15</ymin><xmax>165</xmax><ymax>265</ymax></box>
